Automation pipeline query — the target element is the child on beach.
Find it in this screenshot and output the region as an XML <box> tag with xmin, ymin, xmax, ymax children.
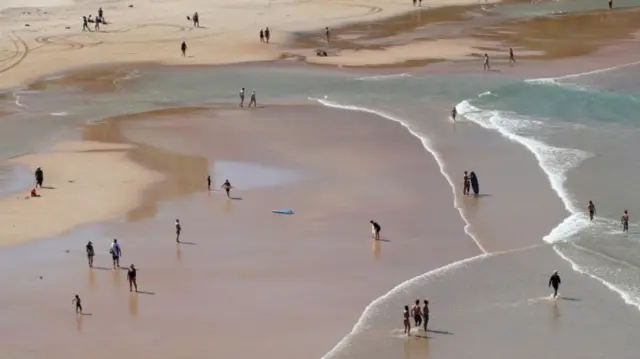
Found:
<box><xmin>403</xmin><ymin>305</ymin><xmax>411</xmax><ymax>335</ymax></box>
<box><xmin>72</xmin><ymin>294</ymin><xmax>82</xmax><ymax>314</ymax></box>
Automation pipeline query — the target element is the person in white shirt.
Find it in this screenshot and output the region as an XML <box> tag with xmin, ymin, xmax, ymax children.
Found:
<box><xmin>110</xmin><ymin>239</ymin><xmax>122</xmax><ymax>269</ymax></box>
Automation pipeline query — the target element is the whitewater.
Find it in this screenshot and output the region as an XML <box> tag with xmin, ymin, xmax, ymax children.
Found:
<box><xmin>313</xmin><ymin>60</ymin><xmax>640</xmax><ymax>359</ymax></box>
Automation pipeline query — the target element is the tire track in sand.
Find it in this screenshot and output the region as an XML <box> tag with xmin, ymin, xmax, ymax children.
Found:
<box><xmin>0</xmin><ymin>32</ymin><xmax>29</xmax><ymax>74</ymax></box>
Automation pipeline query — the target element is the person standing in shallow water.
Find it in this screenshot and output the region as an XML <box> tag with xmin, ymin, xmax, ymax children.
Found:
<box><xmin>411</xmin><ymin>299</ymin><xmax>422</xmax><ymax>328</ymax></box>
<box><xmin>588</xmin><ymin>201</ymin><xmax>596</xmax><ymax>221</ymax></box>
<box><xmin>248</xmin><ymin>90</ymin><xmax>257</xmax><ymax>108</ymax></box>
<box><xmin>463</xmin><ymin>171</ymin><xmax>470</xmax><ymax>196</ymax></box>
<box><xmin>483</xmin><ymin>53</ymin><xmax>490</xmax><ymax>71</ymax></box>
<box><xmin>548</xmin><ymin>270</ymin><xmax>561</xmax><ymax>298</ymax></box>
<box><xmin>127</xmin><ymin>264</ymin><xmax>138</xmax><ymax>292</ymax></box>
<box><xmin>239</xmin><ymin>87</ymin><xmax>245</xmax><ymax>107</ymax></box>
<box><xmin>72</xmin><ymin>294</ymin><xmax>83</xmax><ymax>314</ymax></box>
<box><xmin>222</xmin><ymin>179</ymin><xmax>233</xmax><ymax>198</ymax></box>
<box><xmin>621</xmin><ymin>210</ymin><xmax>629</xmax><ymax>232</ymax></box>
<box><xmin>422</xmin><ymin>300</ymin><xmax>429</xmax><ymax>331</ymax></box>
<box><xmin>181</xmin><ymin>41</ymin><xmax>187</xmax><ymax>57</ymax></box>
<box><xmin>86</xmin><ymin>241</ymin><xmax>95</xmax><ymax>268</ymax></box>
<box><xmin>175</xmin><ymin>219</ymin><xmax>182</xmax><ymax>243</ymax></box>
<box><xmin>403</xmin><ymin>305</ymin><xmax>411</xmax><ymax>335</ymax></box>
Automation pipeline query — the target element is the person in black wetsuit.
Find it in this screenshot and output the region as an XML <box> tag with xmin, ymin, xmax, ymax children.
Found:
<box><xmin>588</xmin><ymin>201</ymin><xmax>596</xmax><ymax>221</ymax></box>
<box><xmin>127</xmin><ymin>264</ymin><xmax>138</xmax><ymax>292</ymax></box>
<box><xmin>35</xmin><ymin>167</ymin><xmax>43</xmax><ymax>188</ymax></box>
<box><xmin>451</xmin><ymin>107</ymin><xmax>457</xmax><ymax>121</ymax></box>
<box><xmin>549</xmin><ymin>270</ymin><xmax>561</xmax><ymax>298</ymax></box>
<box><xmin>72</xmin><ymin>294</ymin><xmax>83</xmax><ymax>314</ymax></box>
<box><xmin>370</xmin><ymin>220</ymin><xmax>381</xmax><ymax>240</ymax></box>
<box><xmin>86</xmin><ymin>241</ymin><xmax>94</xmax><ymax>268</ymax></box>
<box><xmin>422</xmin><ymin>299</ymin><xmax>429</xmax><ymax>331</ymax></box>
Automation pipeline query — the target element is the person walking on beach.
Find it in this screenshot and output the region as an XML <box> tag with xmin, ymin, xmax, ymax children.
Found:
<box><xmin>72</xmin><ymin>294</ymin><xmax>83</xmax><ymax>314</ymax></box>
<box><xmin>239</xmin><ymin>88</ymin><xmax>245</xmax><ymax>107</ymax></box>
<box><xmin>207</xmin><ymin>175</ymin><xmax>212</xmax><ymax>190</ymax></box>
<box><xmin>463</xmin><ymin>171</ymin><xmax>470</xmax><ymax>196</ymax></box>
<box><xmin>451</xmin><ymin>106</ymin><xmax>457</xmax><ymax>121</ymax></box>
<box><xmin>82</xmin><ymin>16</ymin><xmax>91</xmax><ymax>31</ymax></box>
<box><xmin>260</xmin><ymin>29</ymin><xmax>264</xmax><ymax>43</ymax></box>
<box><xmin>265</xmin><ymin>27</ymin><xmax>271</xmax><ymax>43</ymax></box>
<box><xmin>248</xmin><ymin>90</ymin><xmax>257</xmax><ymax>108</ymax></box>
<box><xmin>422</xmin><ymin>300</ymin><xmax>429</xmax><ymax>331</ymax></box>
<box><xmin>222</xmin><ymin>179</ymin><xmax>233</xmax><ymax>199</ymax></box>
<box><xmin>411</xmin><ymin>299</ymin><xmax>423</xmax><ymax>328</ymax></box>
<box><xmin>94</xmin><ymin>15</ymin><xmax>100</xmax><ymax>31</ymax></box>
<box><xmin>588</xmin><ymin>201</ymin><xmax>596</xmax><ymax>221</ymax></box>
<box><xmin>86</xmin><ymin>241</ymin><xmax>95</xmax><ymax>268</ymax></box>
<box><xmin>412</xmin><ymin>0</ymin><xmax>417</xmax><ymax>6</ymax></box>
<box><xmin>35</xmin><ymin>167</ymin><xmax>43</xmax><ymax>188</ymax></box>
<box><xmin>403</xmin><ymin>305</ymin><xmax>411</xmax><ymax>335</ymax></box>
<box><xmin>181</xmin><ymin>41</ymin><xmax>188</xmax><ymax>57</ymax></box>
<box><xmin>127</xmin><ymin>264</ymin><xmax>138</xmax><ymax>292</ymax></box>
<box><xmin>548</xmin><ymin>270</ymin><xmax>561</xmax><ymax>298</ymax></box>
<box><xmin>370</xmin><ymin>220</ymin><xmax>381</xmax><ymax>240</ymax></box>
<box><xmin>608</xmin><ymin>0</ymin><xmax>613</xmax><ymax>9</ymax></box>
<box><xmin>509</xmin><ymin>48</ymin><xmax>516</xmax><ymax>65</ymax></box>
<box><xmin>621</xmin><ymin>210</ymin><xmax>629</xmax><ymax>232</ymax></box>
<box><xmin>325</xmin><ymin>27</ymin><xmax>330</xmax><ymax>44</ymax></box>
<box><xmin>483</xmin><ymin>54</ymin><xmax>491</xmax><ymax>71</ymax></box>
<box><xmin>175</xmin><ymin>219</ymin><xmax>182</xmax><ymax>243</ymax></box>
<box><xmin>110</xmin><ymin>239</ymin><xmax>122</xmax><ymax>269</ymax></box>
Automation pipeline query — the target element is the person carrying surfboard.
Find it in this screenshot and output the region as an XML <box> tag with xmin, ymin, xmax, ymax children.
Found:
<box><xmin>222</xmin><ymin>179</ymin><xmax>233</xmax><ymax>199</ymax></box>
<box><xmin>370</xmin><ymin>220</ymin><xmax>381</xmax><ymax>240</ymax></box>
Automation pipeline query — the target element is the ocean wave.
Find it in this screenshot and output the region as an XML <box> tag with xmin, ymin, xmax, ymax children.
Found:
<box><xmin>526</xmin><ymin>60</ymin><xmax>640</xmax><ymax>89</ymax></box>
<box><xmin>353</xmin><ymin>73</ymin><xmax>412</xmax><ymax>81</ymax></box>
<box><xmin>319</xmin><ymin>253</ymin><xmax>491</xmax><ymax>359</ymax></box>
<box><xmin>310</xmin><ymin>96</ymin><xmax>488</xmax><ymax>254</ymax></box>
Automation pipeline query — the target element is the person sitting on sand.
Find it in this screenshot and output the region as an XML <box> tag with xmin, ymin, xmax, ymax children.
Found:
<box><xmin>403</xmin><ymin>305</ymin><xmax>411</xmax><ymax>335</ymax></box>
<box><xmin>221</xmin><ymin>179</ymin><xmax>233</xmax><ymax>198</ymax></box>
<box><xmin>370</xmin><ymin>220</ymin><xmax>381</xmax><ymax>240</ymax></box>
<box><xmin>30</xmin><ymin>187</ymin><xmax>40</xmax><ymax>198</ymax></box>
<box><xmin>548</xmin><ymin>270</ymin><xmax>561</xmax><ymax>298</ymax></box>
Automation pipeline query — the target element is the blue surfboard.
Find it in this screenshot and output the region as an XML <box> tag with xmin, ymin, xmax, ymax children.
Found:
<box><xmin>272</xmin><ymin>209</ymin><xmax>294</xmax><ymax>215</ymax></box>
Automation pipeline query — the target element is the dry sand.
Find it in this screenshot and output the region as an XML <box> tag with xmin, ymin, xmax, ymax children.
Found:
<box><xmin>0</xmin><ymin>140</ymin><xmax>161</xmax><ymax>246</ymax></box>
<box><xmin>0</xmin><ymin>104</ymin><xmax>482</xmax><ymax>359</ymax></box>
<box><xmin>0</xmin><ymin>0</ymin><xmax>510</xmax><ymax>90</ymax></box>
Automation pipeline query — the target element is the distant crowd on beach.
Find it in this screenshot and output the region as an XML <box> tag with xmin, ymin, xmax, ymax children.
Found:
<box><xmin>82</xmin><ymin>7</ymin><xmax>106</xmax><ymax>32</ymax></box>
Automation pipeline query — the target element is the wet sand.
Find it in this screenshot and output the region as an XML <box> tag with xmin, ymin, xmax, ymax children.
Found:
<box><xmin>0</xmin><ymin>104</ymin><xmax>482</xmax><ymax>359</ymax></box>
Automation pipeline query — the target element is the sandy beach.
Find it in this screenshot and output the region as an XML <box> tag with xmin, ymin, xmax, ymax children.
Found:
<box><xmin>2</xmin><ymin>0</ymin><xmax>640</xmax><ymax>358</ymax></box>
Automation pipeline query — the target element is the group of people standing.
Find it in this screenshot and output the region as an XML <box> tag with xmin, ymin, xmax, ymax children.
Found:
<box><xmin>82</xmin><ymin>7</ymin><xmax>106</xmax><ymax>32</ymax></box>
<box><xmin>259</xmin><ymin>27</ymin><xmax>271</xmax><ymax>43</ymax></box>
<box><xmin>239</xmin><ymin>87</ymin><xmax>257</xmax><ymax>108</ymax></box>
<box><xmin>403</xmin><ymin>299</ymin><xmax>430</xmax><ymax>335</ymax></box>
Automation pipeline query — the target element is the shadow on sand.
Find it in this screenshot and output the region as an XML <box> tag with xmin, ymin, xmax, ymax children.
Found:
<box><xmin>178</xmin><ymin>241</ymin><xmax>197</xmax><ymax>245</ymax></box>
<box><xmin>136</xmin><ymin>291</ymin><xmax>155</xmax><ymax>295</ymax></box>
<box><xmin>230</xmin><ymin>197</ymin><xmax>243</xmax><ymax>201</ymax></box>
<box><xmin>559</xmin><ymin>296</ymin><xmax>581</xmax><ymax>302</ymax></box>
